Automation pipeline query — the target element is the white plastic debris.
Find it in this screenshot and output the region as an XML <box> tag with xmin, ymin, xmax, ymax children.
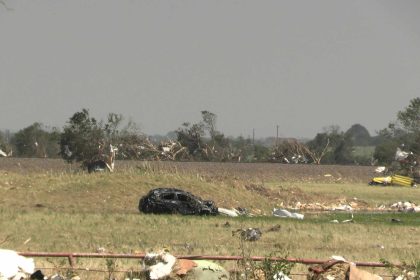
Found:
<box><xmin>273</xmin><ymin>208</ymin><xmax>304</xmax><ymax>220</ymax></box>
<box><xmin>330</xmin><ymin>213</ymin><xmax>354</xmax><ymax>224</ymax></box>
<box><xmin>332</xmin><ymin>204</ymin><xmax>353</xmax><ymax>212</ymax></box>
<box><xmin>0</xmin><ymin>249</ymin><xmax>35</xmax><ymax>279</ymax></box>
<box><xmin>0</xmin><ymin>149</ymin><xmax>7</xmax><ymax>157</ymax></box>
<box><xmin>143</xmin><ymin>251</ymin><xmax>176</xmax><ymax>280</ymax></box>
<box><xmin>273</xmin><ymin>271</ymin><xmax>292</xmax><ymax>280</ymax></box>
<box><xmin>374</xmin><ymin>166</ymin><xmax>386</xmax><ymax>173</ymax></box>
<box><xmin>218</xmin><ymin>208</ymin><xmax>239</xmax><ymax>217</ymax></box>
<box><xmin>390</xmin><ymin>201</ymin><xmax>419</xmax><ymax>212</ymax></box>
<box><xmin>331</xmin><ymin>255</ymin><xmax>347</xmax><ymax>262</ymax></box>
<box><xmin>395</xmin><ymin>147</ymin><xmax>410</xmax><ymax>162</ymax></box>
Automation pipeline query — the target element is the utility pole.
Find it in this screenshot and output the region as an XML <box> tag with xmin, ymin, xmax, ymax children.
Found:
<box><xmin>252</xmin><ymin>128</ymin><xmax>255</xmax><ymax>145</ymax></box>
<box><xmin>276</xmin><ymin>125</ymin><xmax>279</xmax><ymax>146</ymax></box>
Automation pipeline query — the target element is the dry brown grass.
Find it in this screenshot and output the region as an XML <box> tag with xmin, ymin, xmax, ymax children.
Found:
<box><xmin>0</xmin><ymin>158</ymin><xmax>418</xmax><ymax>279</ymax></box>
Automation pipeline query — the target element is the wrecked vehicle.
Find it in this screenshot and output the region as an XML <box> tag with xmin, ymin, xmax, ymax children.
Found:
<box><xmin>87</xmin><ymin>144</ymin><xmax>118</xmax><ymax>173</ymax></box>
<box><xmin>139</xmin><ymin>188</ymin><xmax>218</xmax><ymax>215</ymax></box>
<box><xmin>369</xmin><ymin>174</ymin><xmax>416</xmax><ymax>187</ymax></box>
<box><xmin>369</xmin><ymin>146</ymin><xmax>419</xmax><ymax>187</ymax></box>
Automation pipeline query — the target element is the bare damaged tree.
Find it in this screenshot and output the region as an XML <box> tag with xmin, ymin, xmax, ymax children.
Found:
<box><xmin>270</xmin><ymin>139</ymin><xmax>311</xmax><ymax>163</ymax></box>
<box><xmin>306</xmin><ymin>138</ymin><xmax>330</xmax><ymax>164</ymax></box>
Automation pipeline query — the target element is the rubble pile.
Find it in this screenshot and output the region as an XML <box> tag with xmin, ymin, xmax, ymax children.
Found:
<box><xmin>277</xmin><ymin>199</ymin><xmax>419</xmax><ymax>213</ymax></box>
<box><xmin>390</xmin><ymin>201</ymin><xmax>420</xmax><ymax>212</ymax></box>
<box><xmin>117</xmin><ymin>139</ymin><xmax>189</xmax><ymax>161</ymax></box>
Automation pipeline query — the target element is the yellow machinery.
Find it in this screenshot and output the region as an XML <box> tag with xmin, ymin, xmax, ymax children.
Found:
<box><xmin>369</xmin><ymin>174</ymin><xmax>415</xmax><ymax>187</ymax></box>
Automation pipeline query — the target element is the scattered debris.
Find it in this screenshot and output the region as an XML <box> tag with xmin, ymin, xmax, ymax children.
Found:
<box><xmin>274</xmin><ymin>271</ymin><xmax>292</xmax><ymax>280</ymax></box>
<box><xmin>330</xmin><ymin>213</ymin><xmax>354</xmax><ymax>223</ymax></box>
<box><xmin>370</xmin><ymin>146</ymin><xmax>418</xmax><ymax>187</ymax></box>
<box><xmin>96</xmin><ymin>247</ymin><xmax>106</xmax><ymax>253</ymax></box>
<box><xmin>173</xmin><ymin>259</ymin><xmax>196</xmax><ymax>276</ymax></box>
<box><xmin>390</xmin><ymin>201</ymin><xmax>420</xmax><ymax>213</ymax></box>
<box><xmin>50</xmin><ymin>274</ymin><xmax>66</xmax><ymax>280</ymax></box>
<box><xmin>391</xmin><ymin>218</ymin><xmax>402</xmax><ymax>223</ymax></box>
<box><xmin>142</xmin><ymin>251</ymin><xmax>229</xmax><ymax>280</ymax></box>
<box><xmin>0</xmin><ymin>249</ymin><xmax>41</xmax><ymax>280</ymax></box>
<box><xmin>143</xmin><ymin>250</ymin><xmax>177</xmax><ymax>280</ymax></box>
<box><xmin>377</xmin><ymin>244</ymin><xmax>385</xmax><ymax>250</ymax></box>
<box><xmin>218</xmin><ymin>208</ymin><xmax>239</xmax><ymax>217</ymax></box>
<box><xmin>87</xmin><ymin>144</ymin><xmax>118</xmax><ymax>173</ymax></box>
<box><xmin>273</xmin><ymin>208</ymin><xmax>304</xmax><ymax>220</ymax></box>
<box><xmin>395</xmin><ymin>147</ymin><xmax>411</xmax><ymax>162</ymax></box>
<box><xmin>308</xmin><ymin>256</ymin><xmax>383</xmax><ymax>280</ymax></box>
<box><xmin>31</xmin><ymin>270</ymin><xmax>46</xmax><ymax>280</ymax></box>
<box><xmin>138</xmin><ymin>188</ymin><xmax>218</xmax><ymax>215</ymax></box>
<box><xmin>394</xmin><ymin>270</ymin><xmax>417</xmax><ymax>280</ymax></box>
<box><xmin>369</xmin><ymin>174</ymin><xmax>415</xmax><ymax>187</ymax></box>
<box><xmin>0</xmin><ymin>149</ymin><xmax>8</xmax><ymax>157</ymax></box>
<box><xmin>218</xmin><ymin>207</ymin><xmax>248</xmax><ymax>217</ymax></box>
<box><xmin>190</xmin><ymin>260</ymin><xmax>230</xmax><ymax>280</ymax></box>
<box><xmin>332</xmin><ymin>204</ymin><xmax>353</xmax><ymax>212</ymax></box>
<box><xmin>233</xmin><ymin>228</ymin><xmax>262</xmax><ymax>241</ymax></box>
<box><xmin>375</xmin><ymin>166</ymin><xmax>387</xmax><ymax>173</ymax></box>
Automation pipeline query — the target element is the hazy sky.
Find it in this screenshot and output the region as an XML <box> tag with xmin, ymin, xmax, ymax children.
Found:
<box><xmin>1</xmin><ymin>1</ymin><xmax>420</xmax><ymax>138</ymax></box>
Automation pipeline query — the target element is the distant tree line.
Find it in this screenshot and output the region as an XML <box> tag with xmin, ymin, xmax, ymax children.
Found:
<box><xmin>1</xmin><ymin>98</ymin><xmax>419</xmax><ymax>169</ymax></box>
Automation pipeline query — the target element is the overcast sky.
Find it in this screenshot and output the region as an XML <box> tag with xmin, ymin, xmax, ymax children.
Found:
<box><xmin>1</xmin><ymin>1</ymin><xmax>419</xmax><ymax>139</ymax></box>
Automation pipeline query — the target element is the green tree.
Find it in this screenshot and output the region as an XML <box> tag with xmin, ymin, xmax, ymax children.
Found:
<box><xmin>397</xmin><ymin>97</ymin><xmax>420</xmax><ymax>134</ymax></box>
<box><xmin>12</xmin><ymin>123</ymin><xmax>60</xmax><ymax>158</ymax></box>
<box><xmin>333</xmin><ymin>132</ymin><xmax>354</xmax><ymax>164</ymax></box>
<box><xmin>176</xmin><ymin>122</ymin><xmax>205</xmax><ymax>158</ymax></box>
<box><xmin>307</xmin><ymin>126</ymin><xmax>354</xmax><ymax>164</ymax></box>
<box><xmin>60</xmin><ymin>109</ymin><xmax>105</xmax><ymax>166</ymax></box>
<box><xmin>175</xmin><ymin>111</ymin><xmax>231</xmax><ymax>161</ymax></box>
<box><xmin>345</xmin><ymin>124</ymin><xmax>371</xmax><ymax>146</ymax></box>
<box><xmin>374</xmin><ymin>98</ymin><xmax>420</xmax><ymax>164</ymax></box>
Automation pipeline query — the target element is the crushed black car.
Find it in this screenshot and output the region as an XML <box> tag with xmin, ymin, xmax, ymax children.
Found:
<box><xmin>139</xmin><ymin>188</ymin><xmax>218</xmax><ymax>215</ymax></box>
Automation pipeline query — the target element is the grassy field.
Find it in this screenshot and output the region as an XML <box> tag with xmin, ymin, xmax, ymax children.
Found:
<box><xmin>0</xmin><ymin>159</ymin><xmax>418</xmax><ymax>279</ymax></box>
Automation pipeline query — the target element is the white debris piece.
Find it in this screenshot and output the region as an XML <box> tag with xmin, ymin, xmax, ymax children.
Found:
<box><xmin>0</xmin><ymin>249</ymin><xmax>35</xmax><ymax>279</ymax></box>
<box><xmin>332</xmin><ymin>204</ymin><xmax>353</xmax><ymax>212</ymax></box>
<box><xmin>395</xmin><ymin>147</ymin><xmax>410</xmax><ymax>162</ymax></box>
<box><xmin>218</xmin><ymin>208</ymin><xmax>239</xmax><ymax>217</ymax></box>
<box><xmin>330</xmin><ymin>213</ymin><xmax>354</xmax><ymax>223</ymax></box>
<box><xmin>0</xmin><ymin>149</ymin><xmax>7</xmax><ymax>157</ymax></box>
<box><xmin>331</xmin><ymin>255</ymin><xmax>347</xmax><ymax>262</ymax></box>
<box><xmin>390</xmin><ymin>201</ymin><xmax>419</xmax><ymax>212</ymax></box>
<box><xmin>143</xmin><ymin>251</ymin><xmax>176</xmax><ymax>280</ymax></box>
<box><xmin>374</xmin><ymin>166</ymin><xmax>386</xmax><ymax>173</ymax></box>
<box><xmin>273</xmin><ymin>208</ymin><xmax>304</xmax><ymax>220</ymax></box>
<box><xmin>273</xmin><ymin>271</ymin><xmax>292</xmax><ymax>280</ymax></box>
